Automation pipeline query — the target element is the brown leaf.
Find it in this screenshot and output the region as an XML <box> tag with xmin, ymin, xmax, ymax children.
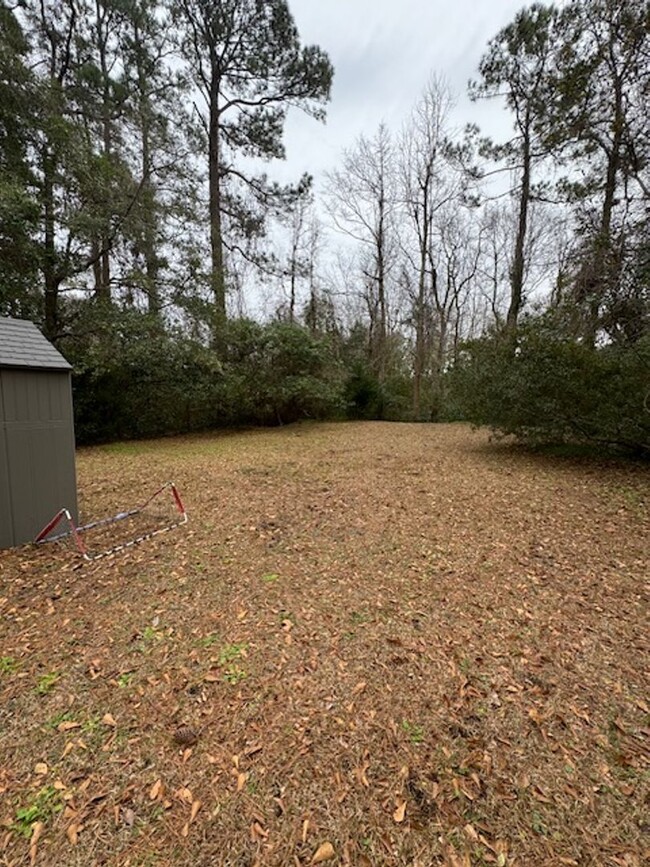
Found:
<box><xmin>250</xmin><ymin>821</ymin><xmax>269</xmax><ymax>842</ymax></box>
<box><xmin>311</xmin><ymin>841</ymin><xmax>335</xmax><ymax>863</ymax></box>
<box><xmin>236</xmin><ymin>772</ymin><xmax>248</xmax><ymax>792</ymax></box>
<box><xmin>393</xmin><ymin>800</ymin><xmax>407</xmax><ymax>823</ymax></box>
<box><xmin>190</xmin><ymin>800</ymin><xmax>201</xmax><ymax>823</ymax></box>
<box><xmin>149</xmin><ymin>779</ymin><xmax>163</xmax><ymax>801</ymax></box>
<box><xmin>30</xmin><ymin>821</ymin><xmax>44</xmax><ymax>865</ymax></box>
<box><xmin>102</xmin><ymin>713</ymin><xmax>117</xmax><ymax>727</ymax></box>
<box><xmin>175</xmin><ymin>786</ymin><xmax>193</xmax><ymax>804</ymax></box>
<box><xmin>66</xmin><ymin>824</ymin><xmax>80</xmax><ymax>846</ymax></box>
<box><xmin>34</xmin><ymin>763</ymin><xmax>48</xmax><ymax>776</ymax></box>
<box><xmin>57</xmin><ymin>721</ymin><xmax>81</xmax><ymax>732</ymax></box>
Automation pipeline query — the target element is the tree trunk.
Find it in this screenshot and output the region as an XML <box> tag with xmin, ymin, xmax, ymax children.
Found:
<box><xmin>42</xmin><ymin>146</ymin><xmax>58</xmax><ymax>339</ymax></box>
<box><xmin>412</xmin><ymin>250</ymin><xmax>427</xmax><ymax>418</ymax></box>
<box><xmin>506</xmin><ymin>117</ymin><xmax>531</xmax><ymax>333</ymax></box>
<box><xmin>375</xmin><ymin>180</ymin><xmax>387</xmax><ymax>378</ymax></box>
<box><xmin>133</xmin><ymin>21</ymin><xmax>160</xmax><ymax>317</ymax></box>
<box><xmin>209</xmin><ymin>86</ymin><xmax>226</xmax><ymax>330</ymax></box>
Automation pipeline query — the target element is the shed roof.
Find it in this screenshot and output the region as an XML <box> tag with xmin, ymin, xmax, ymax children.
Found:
<box><xmin>0</xmin><ymin>317</ymin><xmax>72</xmax><ymax>371</ymax></box>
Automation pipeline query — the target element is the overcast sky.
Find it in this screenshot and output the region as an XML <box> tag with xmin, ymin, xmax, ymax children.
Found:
<box><xmin>276</xmin><ymin>0</ymin><xmax>528</xmax><ymax>188</ymax></box>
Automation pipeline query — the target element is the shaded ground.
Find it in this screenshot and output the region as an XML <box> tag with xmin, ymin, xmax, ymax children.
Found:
<box><xmin>0</xmin><ymin>422</ymin><xmax>648</xmax><ymax>867</ymax></box>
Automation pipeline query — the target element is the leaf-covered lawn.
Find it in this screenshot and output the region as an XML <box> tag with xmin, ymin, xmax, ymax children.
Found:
<box><xmin>0</xmin><ymin>422</ymin><xmax>648</xmax><ymax>867</ymax></box>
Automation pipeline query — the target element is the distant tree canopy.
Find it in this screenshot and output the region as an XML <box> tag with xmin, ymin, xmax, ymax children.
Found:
<box><xmin>0</xmin><ymin>0</ymin><xmax>647</xmax><ymax>452</ymax></box>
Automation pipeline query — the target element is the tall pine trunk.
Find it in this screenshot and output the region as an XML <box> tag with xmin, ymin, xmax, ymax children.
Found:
<box><xmin>507</xmin><ymin>114</ymin><xmax>531</xmax><ymax>333</ymax></box>
<box><xmin>209</xmin><ymin>83</ymin><xmax>226</xmax><ymax>331</ymax></box>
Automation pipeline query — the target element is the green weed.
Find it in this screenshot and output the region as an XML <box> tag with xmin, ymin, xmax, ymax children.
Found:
<box><xmin>223</xmin><ymin>664</ymin><xmax>247</xmax><ymax>685</ymax></box>
<box><xmin>218</xmin><ymin>642</ymin><xmax>248</xmax><ymax>666</ymax></box>
<box><xmin>47</xmin><ymin>710</ymin><xmax>74</xmax><ymax>729</ymax></box>
<box><xmin>12</xmin><ymin>787</ymin><xmax>63</xmax><ymax>837</ymax></box>
<box><xmin>401</xmin><ymin>720</ymin><xmax>425</xmax><ymax>744</ymax></box>
<box><xmin>0</xmin><ymin>656</ymin><xmax>17</xmax><ymax>675</ymax></box>
<box><xmin>36</xmin><ymin>672</ymin><xmax>60</xmax><ymax>695</ymax></box>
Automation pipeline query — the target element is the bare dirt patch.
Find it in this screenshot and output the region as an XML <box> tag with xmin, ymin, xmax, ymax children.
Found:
<box><xmin>1</xmin><ymin>422</ymin><xmax>648</xmax><ymax>867</ymax></box>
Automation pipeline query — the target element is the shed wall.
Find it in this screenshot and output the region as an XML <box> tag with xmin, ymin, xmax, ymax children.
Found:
<box><xmin>0</xmin><ymin>369</ymin><xmax>78</xmax><ymax>548</ymax></box>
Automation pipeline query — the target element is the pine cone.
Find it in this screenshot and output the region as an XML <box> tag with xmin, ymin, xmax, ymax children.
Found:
<box><xmin>173</xmin><ymin>725</ymin><xmax>199</xmax><ymax>747</ymax></box>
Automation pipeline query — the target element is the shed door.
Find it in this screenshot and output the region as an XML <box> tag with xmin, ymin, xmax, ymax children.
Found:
<box><xmin>0</xmin><ymin>369</ymin><xmax>78</xmax><ymax>547</ymax></box>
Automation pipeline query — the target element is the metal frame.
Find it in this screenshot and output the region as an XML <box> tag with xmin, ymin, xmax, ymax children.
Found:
<box><xmin>34</xmin><ymin>482</ymin><xmax>188</xmax><ymax>561</ymax></box>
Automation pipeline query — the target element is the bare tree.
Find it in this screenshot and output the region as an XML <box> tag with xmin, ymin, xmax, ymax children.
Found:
<box><xmin>398</xmin><ymin>76</ymin><xmax>461</xmax><ymax>416</ymax></box>
<box><xmin>325</xmin><ymin>123</ymin><xmax>397</xmax><ymax>377</ymax></box>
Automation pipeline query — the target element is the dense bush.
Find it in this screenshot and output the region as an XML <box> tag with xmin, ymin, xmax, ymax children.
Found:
<box><xmin>446</xmin><ymin>317</ymin><xmax>650</xmax><ymax>455</ymax></box>
<box><xmin>63</xmin><ymin>309</ymin><xmax>344</xmax><ymax>444</ymax></box>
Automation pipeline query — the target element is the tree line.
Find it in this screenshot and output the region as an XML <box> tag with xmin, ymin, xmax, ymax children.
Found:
<box><xmin>1</xmin><ymin>0</ymin><xmax>648</xmax><ymax>452</ymax></box>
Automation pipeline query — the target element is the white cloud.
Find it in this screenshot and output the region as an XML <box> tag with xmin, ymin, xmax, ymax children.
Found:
<box><xmin>274</xmin><ymin>0</ymin><xmax>527</xmax><ymax>186</ymax></box>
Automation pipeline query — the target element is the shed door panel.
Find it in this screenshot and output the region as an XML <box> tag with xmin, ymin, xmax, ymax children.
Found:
<box><xmin>4</xmin><ymin>425</ymin><xmax>76</xmax><ymax>543</ymax></box>
<box><xmin>1</xmin><ymin>370</ymin><xmax>77</xmax><ymax>547</ymax></box>
<box><xmin>0</xmin><ymin>374</ymin><xmax>14</xmax><ymax>547</ymax></box>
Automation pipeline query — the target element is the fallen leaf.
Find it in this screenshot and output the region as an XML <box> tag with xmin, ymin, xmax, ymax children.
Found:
<box><xmin>57</xmin><ymin>721</ymin><xmax>81</xmax><ymax>732</ymax></box>
<box><xmin>34</xmin><ymin>762</ymin><xmax>48</xmax><ymax>776</ymax></box>
<box><xmin>149</xmin><ymin>779</ymin><xmax>163</xmax><ymax>801</ymax></box>
<box><xmin>393</xmin><ymin>800</ymin><xmax>407</xmax><ymax>823</ymax></box>
<box><xmin>102</xmin><ymin>713</ymin><xmax>117</xmax><ymax>727</ymax></box>
<box><xmin>30</xmin><ymin>821</ymin><xmax>44</xmax><ymax>865</ymax></box>
<box><xmin>236</xmin><ymin>772</ymin><xmax>248</xmax><ymax>792</ymax></box>
<box><xmin>250</xmin><ymin>821</ymin><xmax>269</xmax><ymax>842</ymax></box>
<box><xmin>66</xmin><ymin>823</ymin><xmax>80</xmax><ymax>845</ymax></box>
<box><xmin>175</xmin><ymin>786</ymin><xmax>193</xmax><ymax>804</ymax></box>
<box><xmin>311</xmin><ymin>841</ymin><xmax>335</xmax><ymax>863</ymax></box>
<box><xmin>190</xmin><ymin>800</ymin><xmax>201</xmax><ymax>822</ymax></box>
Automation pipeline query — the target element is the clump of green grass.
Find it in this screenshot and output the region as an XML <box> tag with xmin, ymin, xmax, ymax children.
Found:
<box><xmin>401</xmin><ymin>720</ymin><xmax>425</xmax><ymax>744</ymax></box>
<box><xmin>36</xmin><ymin>672</ymin><xmax>59</xmax><ymax>695</ymax></box>
<box><xmin>218</xmin><ymin>642</ymin><xmax>248</xmax><ymax>666</ymax></box>
<box><xmin>12</xmin><ymin>786</ymin><xmax>63</xmax><ymax>837</ymax></box>
<box><xmin>217</xmin><ymin>642</ymin><xmax>248</xmax><ymax>684</ymax></box>
<box><xmin>261</xmin><ymin>573</ymin><xmax>279</xmax><ymax>584</ymax></box>
<box><xmin>0</xmin><ymin>656</ymin><xmax>18</xmax><ymax>675</ymax></box>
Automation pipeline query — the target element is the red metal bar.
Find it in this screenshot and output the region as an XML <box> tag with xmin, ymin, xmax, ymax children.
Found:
<box><xmin>34</xmin><ymin>509</ymin><xmax>67</xmax><ymax>543</ymax></box>
<box><xmin>171</xmin><ymin>483</ymin><xmax>186</xmax><ymax>516</ymax></box>
<box><xmin>65</xmin><ymin>510</ymin><xmax>90</xmax><ymax>559</ymax></box>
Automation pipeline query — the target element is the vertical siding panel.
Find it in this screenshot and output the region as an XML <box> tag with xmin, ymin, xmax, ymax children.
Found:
<box><xmin>0</xmin><ymin>371</ymin><xmax>15</xmax><ymax>547</ymax></box>
<box><xmin>2</xmin><ymin>369</ymin><xmax>78</xmax><ymax>546</ymax></box>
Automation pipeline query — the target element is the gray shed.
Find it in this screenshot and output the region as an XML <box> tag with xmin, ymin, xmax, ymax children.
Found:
<box><xmin>0</xmin><ymin>317</ymin><xmax>78</xmax><ymax>549</ymax></box>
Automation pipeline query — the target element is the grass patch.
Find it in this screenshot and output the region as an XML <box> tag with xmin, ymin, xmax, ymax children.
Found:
<box><xmin>35</xmin><ymin>672</ymin><xmax>60</xmax><ymax>695</ymax></box>
<box><xmin>12</xmin><ymin>786</ymin><xmax>64</xmax><ymax>837</ymax></box>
